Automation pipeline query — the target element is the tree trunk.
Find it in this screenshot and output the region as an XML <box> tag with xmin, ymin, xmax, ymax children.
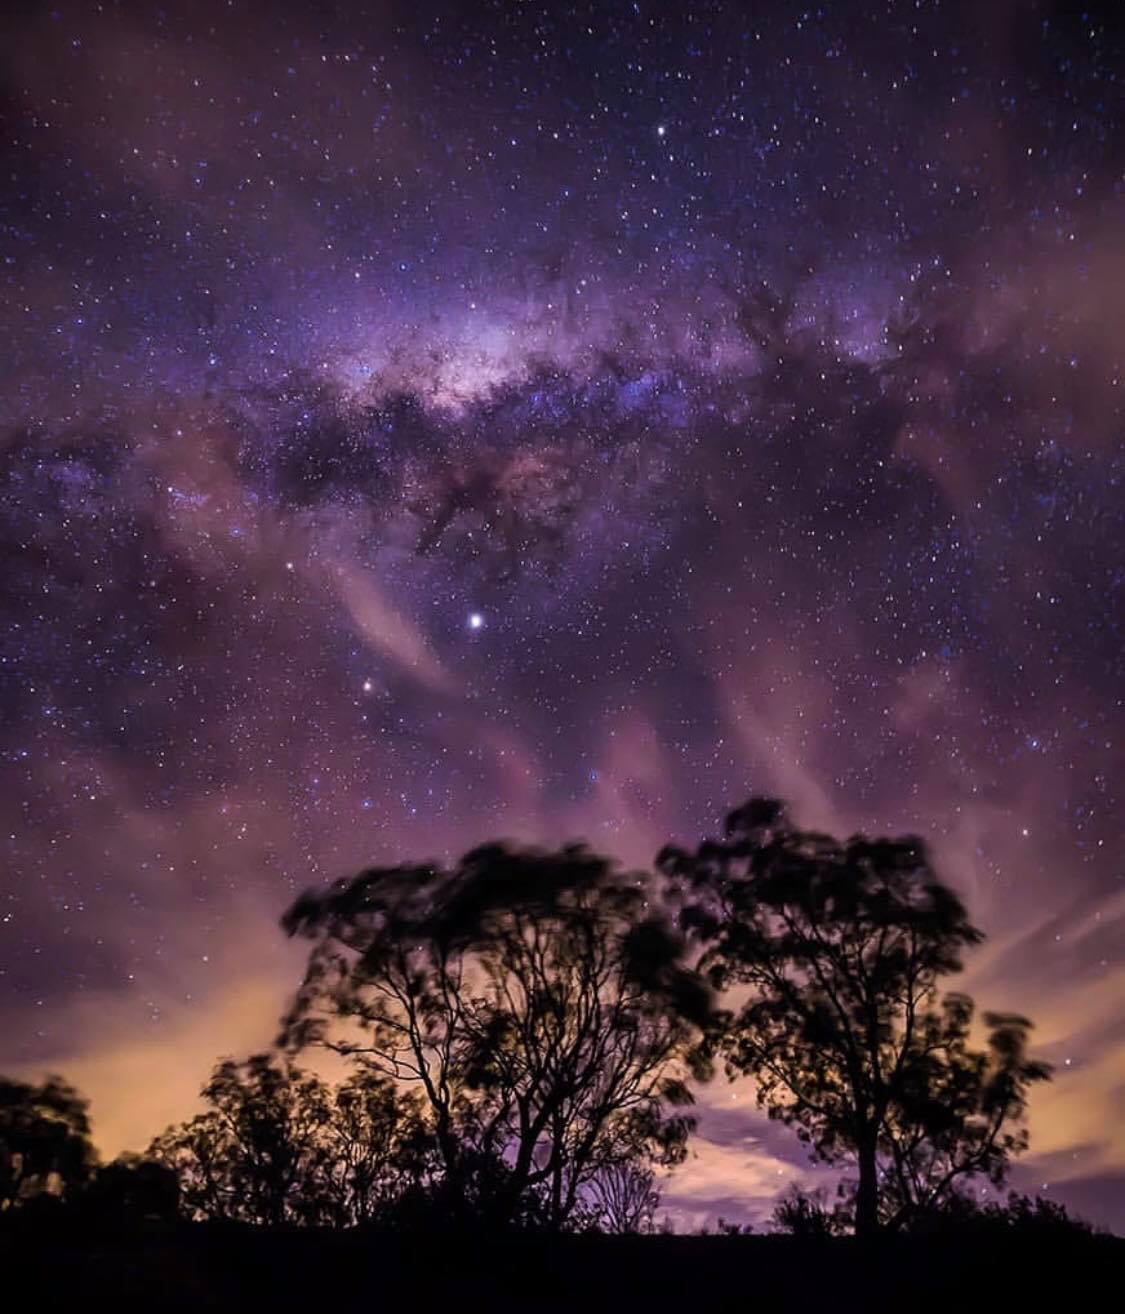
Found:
<box><xmin>855</xmin><ymin>1132</ymin><xmax>880</xmax><ymax>1238</ymax></box>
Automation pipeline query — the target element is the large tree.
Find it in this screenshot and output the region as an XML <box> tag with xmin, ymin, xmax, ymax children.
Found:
<box><xmin>281</xmin><ymin>841</ymin><xmax>713</xmax><ymax>1231</ymax></box>
<box><xmin>658</xmin><ymin>798</ymin><xmax>1050</xmax><ymax>1236</ymax></box>
<box><xmin>0</xmin><ymin>1075</ymin><xmax>96</xmax><ymax>1209</ymax></box>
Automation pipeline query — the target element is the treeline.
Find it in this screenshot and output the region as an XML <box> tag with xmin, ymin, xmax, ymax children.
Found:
<box><xmin>0</xmin><ymin>799</ymin><xmax>1099</xmax><ymax>1238</ymax></box>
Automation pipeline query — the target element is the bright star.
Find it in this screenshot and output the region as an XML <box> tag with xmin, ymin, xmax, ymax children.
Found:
<box><xmin>468</xmin><ymin>612</ymin><xmax>484</xmax><ymax>630</ymax></box>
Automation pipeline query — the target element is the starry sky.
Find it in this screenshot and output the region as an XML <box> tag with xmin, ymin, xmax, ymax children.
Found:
<box><xmin>2</xmin><ymin>0</ymin><xmax>1123</xmax><ymax>1231</ymax></box>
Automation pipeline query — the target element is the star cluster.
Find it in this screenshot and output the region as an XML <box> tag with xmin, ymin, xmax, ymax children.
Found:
<box><xmin>1</xmin><ymin>1</ymin><xmax>1122</xmax><ymax>1230</ymax></box>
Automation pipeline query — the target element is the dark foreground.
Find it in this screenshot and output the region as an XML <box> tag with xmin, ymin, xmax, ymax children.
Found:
<box><xmin>7</xmin><ymin>1221</ymin><xmax>1121</xmax><ymax>1312</ymax></box>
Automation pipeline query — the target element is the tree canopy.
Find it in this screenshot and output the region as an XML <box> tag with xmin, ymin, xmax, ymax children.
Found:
<box><xmin>148</xmin><ymin>1053</ymin><xmax>428</xmax><ymax>1227</ymax></box>
<box><xmin>281</xmin><ymin>840</ymin><xmax>714</xmax><ymax>1231</ymax></box>
<box><xmin>659</xmin><ymin>797</ymin><xmax>1051</xmax><ymax>1235</ymax></box>
<box><xmin>0</xmin><ymin>1075</ymin><xmax>96</xmax><ymax>1210</ymax></box>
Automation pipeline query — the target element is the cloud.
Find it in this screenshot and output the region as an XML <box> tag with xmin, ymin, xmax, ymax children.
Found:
<box><xmin>327</xmin><ymin>556</ymin><xmax>458</xmax><ymax>695</ymax></box>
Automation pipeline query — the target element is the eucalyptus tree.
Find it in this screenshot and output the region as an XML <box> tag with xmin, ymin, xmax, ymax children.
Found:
<box><xmin>282</xmin><ymin>840</ymin><xmax>714</xmax><ymax>1230</ymax></box>
<box><xmin>659</xmin><ymin>797</ymin><xmax>1050</xmax><ymax>1236</ymax></box>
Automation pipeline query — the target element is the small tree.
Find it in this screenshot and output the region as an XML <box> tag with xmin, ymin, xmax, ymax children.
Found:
<box><xmin>0</xmin><ymin>1075</ymin><xmax>96</xmax><ymax>1209</ymax></box>
<box><xmin>149</xmin><ymin>1054</ymin><xmax>330</xmax><ymax>1225</ymax></box>
<box><xmin>587</xmin><ymin>1161</ymin><xmax>660</xmax><ymax>1234</ymax></box>
<box><xmin>282</xmin><ymin>841</ymin><xmax>713</xmax><ymax>1231</ymax></box>
<box><xmin>771</xmin><ymin>1184</ymin><xmax>847</xmax><ymax>1238</ymax></box>
<box><xmin>150</xmin><ymin>1056</ymin><xmax>427</xmax><ymax>1226</ymax></box>
<box><xmin>81</xmin><ymin>1153</ymin><xmax>180</xmax><ymax>1222</ymax></box>
<box><xmin>659</xmin><ymin>798</ymin><xmax>1050</xmax><ymax>1237</ymax></box>
<box><xmin>313</xmin><ymin>1070</ymin><xmax>433</xmax><ymax>1227</ymax></box>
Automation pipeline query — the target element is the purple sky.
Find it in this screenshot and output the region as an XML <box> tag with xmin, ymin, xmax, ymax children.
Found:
<box><xmin>1</xmin><ymin>0</ymin><xmax>1122</xmax><ymax>1231</ymax></box>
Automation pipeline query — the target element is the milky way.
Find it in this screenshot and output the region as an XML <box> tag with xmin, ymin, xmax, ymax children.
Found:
<box><xmin>1</xmin><ymin>1</ymin><xmax>1123</xmax><ymax>1230</ymax></box>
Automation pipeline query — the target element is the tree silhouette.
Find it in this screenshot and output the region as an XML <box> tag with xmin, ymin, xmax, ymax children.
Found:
<box><xmin>281</xmin><ymin>840</ymin><xmax>713</xmax><ymax>1231</ymax></box>
<box><xmin>874</xmin><ymin>994</ymin><xmax>1051</xmax><ymax>1229</ymax></box>
<box><xmin>148</xmin><ymin>1055</ymin><xmax>431</xmax><ymax>1227</ymax></box>
<box><xmin>149</xmin><ymin>1054</ymin><xmax>337</xmax><ymax>1225</ymax></box>
<box><xmin>771</xmin><ymin>1184</ymin><xmax>847</xmax><ymax>1238</ymax></box>
<box><xmin>586</xmin><ymin>1161</ymin><xmax>660</xmax><ymax>1234</ymax></box>
<box><xmin>310</xmin><ymin>1069</ymin><xmax>433</xmax><ymax>1227</ymax></box>
<box><xmin>0</xmin><ymin>1075</ymin><xmax>96</xmax><ymax>1209</ymax></box>
<box><xmin>658</xmin><ymin>798</ymin><xmax>1051</xmax><ymax>1237</ymax></box>
<box><xmin>81</xmin><ymin>1152</ymin><xmax>180</xmax><ymax>1223</ymax></box>
<box><xmin>915</xmin><ymin>1190</ymin><xmax>1097</xmax><ymax>1239</ymax></box>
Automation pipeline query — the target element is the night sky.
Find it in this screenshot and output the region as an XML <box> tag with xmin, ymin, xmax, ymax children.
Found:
<box><xmin>2</xmin><ymin>0</ymin><xmax>1123</xmax><ymax>1231</ymax></box>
